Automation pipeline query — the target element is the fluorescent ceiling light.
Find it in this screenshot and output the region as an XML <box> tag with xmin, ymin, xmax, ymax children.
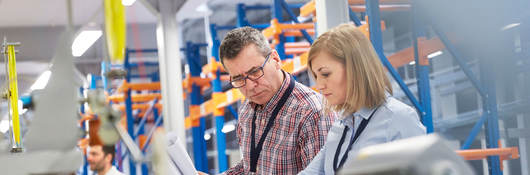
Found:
<box><xmin>501</xmin><ymin>23</ymin><xmax>520</xmax><ymax>31</ymax></box>
<box><xmin>30</xmin><ymin>70</ymin><xmax>52</xmax><ymax>90</ymax></box>
<box><xmin>204</xmin><ymin>133</ymin><xmax>211</xmax><ymax>140</ymax></box>
<box><xmin>0</xmin><ymin>119</ymin><xmax>8</xmax><ymax>134</ymax></box>
<box><xmin>71</xmin><ymin>30</ymin><xmax>102</xmax><ymax>57</ymax></box>
<box><xmin>222</xmin><ymin>124</ymin><xmax>236</xmax><ymax>133</ymax></box>
<box><xmin>195</xmin><ymin>3</ymin><xmax>209</xmax><ymax>13</ymax></box>
<box><xmin>409</xmin><ymin>51</ymin><xmax>443</xmax><ymax>65</ymax></box>
<box><xmin>122</xmin><ymin>0</ymin><xmax>136</xmax><ymax>6</ymax></box>
<box><xmin>427</xmin><ymin>51</ymin><xmax>443</xmax><ymax>59</ymax></box>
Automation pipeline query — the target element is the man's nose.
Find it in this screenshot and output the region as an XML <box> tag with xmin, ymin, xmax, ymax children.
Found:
<box><xmin>245</xmin><ymin>77</ymin><xmax>259</xmax><ymax>88</ymax></box>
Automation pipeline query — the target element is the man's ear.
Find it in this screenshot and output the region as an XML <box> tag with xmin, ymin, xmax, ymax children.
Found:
<box><xmin>270</xmin><ymin>50</ymin><xmax>282</xmax><ymax>69</ymax></box>
<box><xmin>104</xmin><ymin>153</ymin><xmax>113</xmax><ymax>164</ymax></box>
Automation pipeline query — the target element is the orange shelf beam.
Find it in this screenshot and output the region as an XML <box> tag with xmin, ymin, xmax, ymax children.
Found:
<box><xmin>301</xmin><ymin>0</ymin><xmax>410</xmax><ymax>18</ymax></box>
<box><xmin>116</xmin><ymin>81</ymin><xmax>161</xmax><ymax>93</ymax></box>
<box><xmin>300</xmin><ymin>0</ymin><xmax>315</xmax><ymax>17</ymax></box>
<box><xmin>285</xmin><ymin>47</ymin><xmax>310</xmax><ymax>55</ymax></box>
<box><xmin>283</xmin><ymin>29</ymin><xmax>316</xmax><ymax>37</ymax></box>
<box><xmin>79</xmin><ymin>113</ymin><xmax>95</xmax><ymax>126</ymax></box>
<box><xmin>285</xmin><ymin>42</ymin><xmax>311</xmax><ymax>48</ymax></box>
<box><xmin>215</xmin><ymin>88</ymin><xmax>245</xmax><ymax>109</ymax></box>
<box><xmin>115</xmin><ymin>103</ymin><xmax>163</xmax><ymax>114</ymax></box>
<box><xmin>282</xmin><ymin>52</ymin><xmax>309</xmax><ymax>74</ymax></box>
<box><xmin>388</xmin><ymin>37</ymin><xmax>444</xmax><ymax>68</ymax></box>
<box><xmin>189</xmin><ymin>77</ymin><xmax>211</xmax><ymax>87</ymax></box>
<box><xmin>456</xmin><ymin>147</ymin><xmax>519</xmax><ymax>161</ymax></box>
<box><xmin>278</xmin><ymin>22</ymin><xmax>315</xmax><ymax>30</ymax></box>
<box><xmin>201</xmin><ymin>57</ymin><xmax>226</xmax><ymax>74</ymax></box>
<box><xmin>263</xmin><ymin>19</ymin><xmax>315</xmax><ymax>39</ymax></box>
<box><xmin>108</xmin><ymin>93</ymin><xmax>162</xmax><ymax>103</ymax></box>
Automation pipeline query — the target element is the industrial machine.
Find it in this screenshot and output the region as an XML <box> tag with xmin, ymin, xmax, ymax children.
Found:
<box><xmin>338</xmin><ymin>134</ymin><xmax>475</xmax><ymax>175</ymax></box>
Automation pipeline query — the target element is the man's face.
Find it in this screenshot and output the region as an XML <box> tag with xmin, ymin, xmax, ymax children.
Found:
<box><xmin>87</xmin><ymin>145</ymin><xmax>110</xmax><ymax>172</ymax></box>
<box><xmin>224</xmin><ymin>44</ymin><xmax>283</xmax><ymax>105</ymax></box>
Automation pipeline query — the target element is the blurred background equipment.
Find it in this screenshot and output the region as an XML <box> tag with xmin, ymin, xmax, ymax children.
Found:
<box><xmin>338</xmin><ymin>134</ymin><xmax>475</xmax><ymax>175</ymax></box>
<box><xmin>0</xmin><ymin>0</ymin><xmax>529</xmax><ymax>174</ymax></box>
<box><xmin>2</xmin><ymin>38</ymin><xmax>23</xmax><ymax>153</ymax></box>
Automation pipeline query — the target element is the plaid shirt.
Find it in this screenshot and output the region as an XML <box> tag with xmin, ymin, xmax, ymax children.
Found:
<box><xmin>225</xmin><ymin>72</ymin><xmax>335</xmax><ymax>174</ymax></box>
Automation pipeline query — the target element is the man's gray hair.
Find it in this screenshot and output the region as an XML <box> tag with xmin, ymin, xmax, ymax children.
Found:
<box><xmin>219</xmin><ymin>27</ymin><xmax>271</xmax><ymax>65</ymax></box>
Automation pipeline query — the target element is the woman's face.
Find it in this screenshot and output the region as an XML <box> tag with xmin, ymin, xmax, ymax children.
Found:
<box><xmin>310</xmin><ymin>51</ymin><xmax>348</xmax><ymax>105</ymax></box>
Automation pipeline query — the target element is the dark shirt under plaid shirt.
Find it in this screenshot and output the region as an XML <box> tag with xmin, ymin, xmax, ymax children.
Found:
<box><xmin>225</xmin><ymin>71</ymin><xmax>335</xmax><ymax>174</ymax></box>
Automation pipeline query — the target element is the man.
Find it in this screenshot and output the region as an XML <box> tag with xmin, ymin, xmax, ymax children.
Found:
<box><xmin>220</xmin><ymin>27</ymin><xmax>335</xmax><ymax>174</ymax></box>
<box><xmin>87</xmin><ymin>144</ymin><xmax>124</xmax><ymax>175</ymax></box>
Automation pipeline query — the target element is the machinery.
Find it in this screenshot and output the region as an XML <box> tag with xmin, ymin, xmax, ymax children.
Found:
<box><xmin>2</xmin><ymin>38</ymin><xmax>23</xmax><ymax>153</ymax></box>
<box><xmin>338</xmin><ymin>134</ymin><xmax>475</xmax><ymax>175</ymax></box>
<box><xmin>0</xmin><ymin>31</ymin><xmax>84</xmax><ymax>175</ymax></box>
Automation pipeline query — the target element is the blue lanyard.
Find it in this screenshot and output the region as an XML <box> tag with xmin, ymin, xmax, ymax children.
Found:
<box><xmin>249</xmin><ymin>77</ymin><xmax>295</xmax><ymax>173</ymax></box>
<box><xmin>333</xmin><ymin>107</ymin><xmax>380</xmax><ymax>172</ymax></box>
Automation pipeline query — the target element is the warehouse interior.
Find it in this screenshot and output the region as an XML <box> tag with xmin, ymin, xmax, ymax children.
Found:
<box><xmin>0</xmin><ymin>0</ymin><xmax>529</xmax><ymax>174</ymax></box>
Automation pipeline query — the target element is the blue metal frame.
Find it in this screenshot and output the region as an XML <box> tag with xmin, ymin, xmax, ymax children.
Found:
<box><xmin>430</xmin><ymin>27</ymin><xmax>501</xmax><ymax>170</ymax></box>
<box><xmin>210</xmin><ymin>24</ymin><xmax>229</xmax><ymax>172</ymax></box>
<box><xmin>412</xmin><ymin>1</ymin><xmax>502</xmax><ymax>174</ymax></box>
<box><xmin>478</xmin><ymin>47</ymin><xmax>502</xmax><ymax>175</ymax></box>
<box><xmin>411</xmin><ymin>2</ymin><xmax>434</xmax><ymax>133</ymax></box>
<box><xmin>141</xmin><ymin>113</ymin><xmax>164</xmax><ymax>153</ymax></box>
<box><xmin>226</xmin><ymin>105</ymin><xmax>239</xmax><ymax>120</ymax></box>
<box><xmin>365</xmin><ymin>0</ymin><xmax>426</xmax><ymax>119</ymax></box>
<box><xmin>279</xmin><ymin>0</ymin><xmax>313</xmax><ymax>44</ymax></box>
<box><xmin>119</xmin><ymin>48</ymin><xmax>161</xmax><ymax>175</ymax></box>
<box><xmin>79</xmin><ymin>86</ymin><xmax>88</xmax><ymax>175</ymax></box>
<box><xmin>236</xmin><ymin>3</ymin><xmax>272</xmax><ymax>29</ymax></box>
<box><xmin>236</xmin><ymin>3</ymin><xmax>273</xmax><ymax>29</ymax></box>
<box><xmin>431</xmin><ymin>27</ymin><xmax>487</xmax><ymax>97</ymax></box>
<box><xmin>126</xmin><ymin>62</ymin><xmax>159</xmax><ymax>68</ymax></box>
<box><xmin>216</xmin><ymin>25</ymin><xmax>236</xmax><ymax>30</ymax></box>
<box><xmin>245</xmin><ymin>4</ymin><xmax>270</xmax><ymax>10</ymax></box>
<box><xmin>127</xmin><ymin>48</ymin><xmax>158</xmax><ymax>53</ymax></box>
<box><xmin>123</xmin><ymin>49</ymin><xmax>137</xmax><ymax>175</ymax></box>
<box><xmin>134</xmin><ymin>99</ymin><xmax>158</xmax><ymax>136</ymax></box>
<box><xmin>348</xmin><ymin>7</ymin><xmax>362</xmax><ymax>27</ymax></box>
<box><xmin>461</xmin><ymin>115</ymin><xmax>487</xmax><ymax>149</ymax></box>
<box><xmin>183</xmin><ymin>42</ymin><xmax>209</xmax><ymax>172</ymax></box>
<box><xmin>430</xmin><ymin>21</ymin><xmax>503</xmax><ymax>174</ymax></box>
<box><xmin>252</xmin><ymin>23</ymin><xmax>271</xmax><ymax>30</ymax></box>
<box><xmin>271</xmin><ymin>0</ymin><xmax>286</xmax><ymax>60</ymax></box>
<box><xmin>236</xmin><ymin>4</ymin><xmax>249</xmax><ymax>28</ymax></box>
<box><xmin>101</xmin><ymin>61</ymin><xmax>110</xmax><ymax>93</ymax></box>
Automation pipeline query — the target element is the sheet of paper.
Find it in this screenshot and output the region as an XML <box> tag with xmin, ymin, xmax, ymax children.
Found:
<box><xmin>166</xmin><ymin>132</ymin><xmax>198</xmax><ymax>175</ymax></box>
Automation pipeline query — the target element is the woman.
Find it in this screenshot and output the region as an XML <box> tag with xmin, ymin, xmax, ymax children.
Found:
<box><xmin>299</xmin><ymin>23</ymin><xmax>426</xmax><ymax>174</ymax></box>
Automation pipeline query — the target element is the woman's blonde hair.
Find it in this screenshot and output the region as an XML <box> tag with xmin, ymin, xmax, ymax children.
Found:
<box><xmin>308</xmin><ymin>23</ymin><xmax>393</xmax><ymax>114</ymax></box>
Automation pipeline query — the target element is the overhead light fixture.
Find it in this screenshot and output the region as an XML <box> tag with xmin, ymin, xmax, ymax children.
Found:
<box><xmin>30</xmin><ymin>70</ymin><xmax>52</xmax><ymax>90</ymax></box>
<box><xmin>71</xmin><ymin>30</ymin><xmax>102</xmax><ymax>57</ymax></box>
<box><xmin>427</xmin><ymin>51</ymin><xmax>443</xmax><ymax>59</ymax></box>
<box><xmin>195</xmin><ymin>3</ymin><xmax>209</xmax><ymax>13</ymax></box>
<box><xmin>409</xmin><ymin>50</ymin><xmax>444</xmax><ymax>65</ymax></box>
<box><xmin>501</xmin><ymin>23</ymin><xmax>520</xmax><ymax>31</ymax></box>
<box><xmin>222</xmin><ymin>124</ymin><xmax>236</xmax><ymax>133</ymax></box>
<box><xmin>204</xmin><ymin>133</ymin><xmax>211</xmax><ymax>140</ymax></box>
<box><xmin>122</xmin><ymin>0</ymin><xmax>136</xmax><ymax>6</ymax></box>
<box><xmin>0</xmin><ymin>119</ymin><xmax>9</xmax><ymax>134</ymax></box>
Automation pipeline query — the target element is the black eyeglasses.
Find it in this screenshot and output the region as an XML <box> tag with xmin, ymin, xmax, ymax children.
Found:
<box><xmin>230</xmin><ymin>53</ymin><xmax>272</xmax><ymax>88</ymax></box>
